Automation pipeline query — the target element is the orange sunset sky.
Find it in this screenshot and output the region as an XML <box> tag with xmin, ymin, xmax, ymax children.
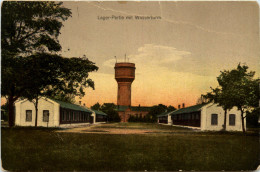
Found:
<box><xmin>1</xmin><ymin>1</ymin><xmax>260</xmax><ymax>108</ymax></box>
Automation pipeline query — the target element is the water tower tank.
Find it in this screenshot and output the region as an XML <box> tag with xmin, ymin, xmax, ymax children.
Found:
<box><xmin>114</xmin><ymin>63</ymin><xmax>136</xmax><ymax>106</ymax></box>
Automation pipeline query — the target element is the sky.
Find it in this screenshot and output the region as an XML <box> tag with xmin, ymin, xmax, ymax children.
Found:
<box><xmin>57</xmin><ymin>1</ymin><xmax>260</xmax><ymax>108</ymax></box>
<box><xmin>2</xmin><ymin>1</ymin><xmax>259</xmax><ymax>108</ymax></box>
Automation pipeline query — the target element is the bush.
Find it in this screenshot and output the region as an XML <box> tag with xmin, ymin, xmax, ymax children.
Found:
<box><xmin>246</xmin><ymin>108</ymin><xmax>260</xmax><ymax>128</ymax></box>
<box><xmin>128</xmin><ymin>115</ymin><xmax>155</xmax><ymax>123</ymax></box>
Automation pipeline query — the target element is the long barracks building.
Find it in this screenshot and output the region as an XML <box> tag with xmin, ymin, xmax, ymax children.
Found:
<box><xmin>157</xmin><ymin>103</ymin><xmax>246</xmax><ymax>131</ymax></box>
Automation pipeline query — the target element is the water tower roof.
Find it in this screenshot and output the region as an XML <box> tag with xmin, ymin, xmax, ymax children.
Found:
<box><xmin>115</xmin><ymin>62</ymin><xmax>135</xmax><ymax>68</ymax></box>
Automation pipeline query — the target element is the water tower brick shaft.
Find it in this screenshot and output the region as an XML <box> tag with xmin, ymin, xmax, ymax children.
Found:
<box><xmin>114</xmin><ymin>63</ymin><xmax>136</xmax><ymax>106</ymax></box>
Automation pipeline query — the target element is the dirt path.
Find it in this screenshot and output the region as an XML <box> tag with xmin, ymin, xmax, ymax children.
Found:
<box><xmin>56</xmin><ymin>123</ymin><xmax>198</xmax><ymax>135</ymax></box>
<box><xmin>56</xmin><ymin>124</ymin><xmax>181</xmax><ymax>135</ymax></box>
<box><xmin>57</xmin><ymin>126</ymin><xmax>159</xmax><ymax>134</ymax></box>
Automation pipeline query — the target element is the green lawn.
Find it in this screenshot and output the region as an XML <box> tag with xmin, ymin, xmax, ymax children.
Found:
<box><xmin>1</xmin><ymin>123</ymin><xmax>259</xmax><ymax>171</ymax></box>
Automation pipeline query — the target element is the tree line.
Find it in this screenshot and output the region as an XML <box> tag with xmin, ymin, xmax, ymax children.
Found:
<box><xmin>90</xmin><ymin>103</ymin><xmax>176</xmax><ymax>123</ymax></box>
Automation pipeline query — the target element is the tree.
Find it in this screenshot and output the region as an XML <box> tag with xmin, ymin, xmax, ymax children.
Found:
<box><xmin>47</xmin><ymin>92</ymin><xmax>76</xmax><ymax>104</ymax></box>
<box><xmin>203</xmin><ymin>87</ymin><xmax>233</xmax><ymax>131</ymax></box>
<box><xmin>1</xmin><ymin>1</ymin><xmax>71</xmax><ymax>127</ymax></box>
<box><xmin>95</xmin><ymin>103</ymin><xmax>120</xmax><ymax>122</ymax></box>
<box><xmin>203</xmin><ymin>64</ymin><xmax>259</xmax><ymax>133</ymax></box>
<box><xmin>1</xmin><ymin>103</ymin><xmax>9</xmax><ymax>121</ymax></box>
<box><xmin>2</xmin><ymin>53</ymin><xmax>28</xmax><ymax>127</ymax></box>
<box><xmin>2</xmin><ymin>1</ymin><xmax>71</xmax><ymax>55</ymax></box>
<box><xmin>91</xmin><ymin>103</ymin><xmax>102</xmax><ymax>111</ymax></box>
<box><xmin>224</xmin><ymin>65</ymin><xmax>259</xmax><ymax>133</ymax></box>
<box><xmin>21</xmin><ymin>53</ymin><xmax>98</xmax><ymax>127</ymax></box>
<box><xmin>167</xmin><ymin>105</ymin><xmax>176</xmax><ymax>112</ymax></box>
<box><xmin>196</xmin><ymin>95</ymin><xmax>210</xmax><ymax>105</ymax></box>
<box><xmin>146</xmin><ymin>104</ymin><xmax>168</xmax><ymax>122</ymax></box>
<box><xmin>246</xmin><ymin>108</ymin><xmax>260</xmax><ymax>128</ymax></box>
<box><xmin>21</xmin><ymin>54</ymin><xmax>63</xmax><ymax>127</ymax></box>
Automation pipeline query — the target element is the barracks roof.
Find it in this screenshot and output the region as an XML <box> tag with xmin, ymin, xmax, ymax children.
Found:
<box><xmin>157</xmin><ymin>111</ymin><xmax>171</xmax><ymax>117</ymax></box>
<box><xmin>157</xmin><ymin>110</ymin><xmax>179</xmax><ymax>117</ymax></box>
<box><xmin>50</xmin><ymin>98</ymin><xmax>93</xmax><ymax>113</ymax></box>
<box><xmin>170</xmin><ymin>103</ymin><xmax>208</xmax><ymax>115</ymax></box>
<box><xmin>92</xmin><ymin>109</ymin><xmax>107</xmax><ymax>116</ymax></box>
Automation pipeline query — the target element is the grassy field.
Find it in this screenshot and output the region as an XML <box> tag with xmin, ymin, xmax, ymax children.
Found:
<box><xmin>1</xmin><ymin>123</ymin><xmax>259</xmax><ymax>171</ymax></box>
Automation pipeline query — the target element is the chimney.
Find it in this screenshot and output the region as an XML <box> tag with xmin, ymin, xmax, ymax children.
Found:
<box><xmin>79</xmin><ymin>101</ymin><xmax>81</xmax><ymax>105</ymax></box>
<box><xmin>182</xmin><ymin>103</ymin><xmax>185</xmax><ymax>108</ymax></box>
<box><xmin>178</xmin><ymin>104</ymin><xmax>181</xmax><ymax>109</ymax></box>
<box><xmin>139</xmin><ymin>104</ymin><xmax>140</xmax><ymax>107</ymax></box>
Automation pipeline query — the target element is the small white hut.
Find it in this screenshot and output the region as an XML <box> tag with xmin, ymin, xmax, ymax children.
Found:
<box><xmin>157</xmin><ymin>111</ymin><xmax>173</xmax><ymax>125</ymax></box>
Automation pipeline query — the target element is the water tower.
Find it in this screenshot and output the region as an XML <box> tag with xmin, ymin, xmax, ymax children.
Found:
<box><xmin>114</xmin><ymin>62</ymin><xmax>136</xmax><ymax>106</ymax></box>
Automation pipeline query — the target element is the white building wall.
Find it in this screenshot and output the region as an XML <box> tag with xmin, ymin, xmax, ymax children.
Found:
<box><xmin>15</xmin><ymin>98</ymin><xmax>59</xmax><ymax>127</ymax></box>
<box><xmin>91</xmin><ymin>112</ymin><xmax>96</xmax><ymax>124</ymax></box>
<box><xmin>203</xmin><ymin>104</ymin><xmax>225</xmax><ymax>131</ymax></box>
<box><xmin>37</xmin><ymin>98</ymin><xmax>56</xmax><ymax>127</ymax></box>
<box><xmin>226</xmin><ymin>107</ymin><xmax>246</xmax><ymax>131</ymax></box>
<box><xmin>15</xmin><ymin>102</ymin><xmax>21</xmax><ymax>125</ymax></box>
<box><xmin>200</xmin><ymin>106</ymin><xmax>207</xmax><ymax>130</ymax></box>
<box><xmin>201</xmin><ymin>103</ymin><xmax>244</xmax><ymax>131</ymax></box>
<box><xmin>167</xmin><ymin>115</ymin><xmax>172</xmax><ymax>125</ymax></box>
<box><xmin>52</xmin><ymin>99</ymin><xmax>60</xmax><ymax>127</ymax></box>
<box><xmin>16</xmin><ymin>100</ymin><xmax>35</xmax><ymax>127</ymax></box>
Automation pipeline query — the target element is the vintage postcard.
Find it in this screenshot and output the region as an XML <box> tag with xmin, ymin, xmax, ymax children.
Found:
<box><xmin>1</xmin><ymin>1</ymin><xmax>259</xmax><ymax>171</ymax></box>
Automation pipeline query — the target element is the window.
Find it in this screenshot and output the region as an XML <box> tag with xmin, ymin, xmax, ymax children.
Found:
<box><xmin>211</xmin><ymin>114</ymin><xmax>218</xmax><ymax>125</ymax></box>
<box><xmin>73</xmin><ymin>112</ymin><xmax>75</xmax><ymax>121</ymax></box>
<box><xmin>229</xmin><ymin>114</ymin><xmax>236</xmax><ymax>126</ymax></box>
<box><xmin>26</xmin><ymin>110</ymin><xmax>32</xmax><ymax>122</ymax></box>
<box><xmin>43</xmin><ymin>110</ymin><xmax>49</xmax><ymax>122</ymax></box>
<box><xmin>87</xmin><ymin>114</ymin><xmax>90</xmax><ymax>122</ymax></box>
<box><xmin>75</xmin><ymin>112</ymin><xmax>78</xmax><ymax>121</ymax></box>
<box><xmin>66</xmin><ymin>111</ymin><xmax>70</xmax><ymax>121</ymax></box>
<box><xmin>196</xmin><ymin>114</ymin><xmax>199</xmax><ymax>120</ymax></box>
<box><xmin>62</xmin><ymin>111</ymin><xmax>66</xmax><ymax>121</ymax></box>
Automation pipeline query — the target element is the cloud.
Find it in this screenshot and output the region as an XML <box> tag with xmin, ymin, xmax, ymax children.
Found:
<box><xmin>135</xmin><ymin>44</ymin><xmax>191</xmax><ymax>64</ymax></box>
<box><xmin>104</xmin><ymin>44</ymin><xmax>190</xmax><ymax>68</ymax></box>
